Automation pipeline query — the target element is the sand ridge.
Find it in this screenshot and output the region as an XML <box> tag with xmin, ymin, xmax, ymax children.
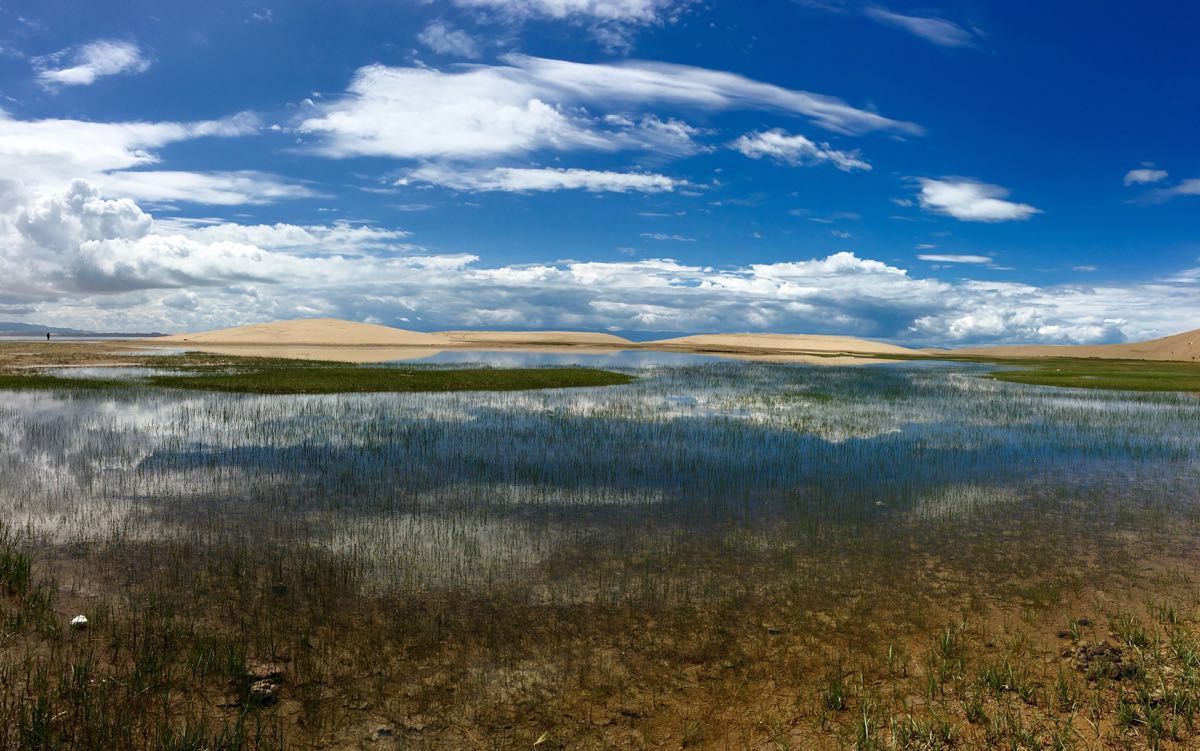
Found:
<box><xmin>150</xmin><ymin>318</ymin><xmax>1200</xmax><ymax>364</ymax></box>
<box><xmin>150</xmin><ymin>319</ymin><xmax>924</xmax><ymax>363</ymax></box>
<box><xmin>953</xmin><ymin>327</ymin><xmax>1200</xmax><ymax>362</ymax></box>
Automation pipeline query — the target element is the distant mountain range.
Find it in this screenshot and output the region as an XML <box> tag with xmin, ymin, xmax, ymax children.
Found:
<box><xmin>0</xmin><ymin>322</ymin><xmax>164</xmax><ymax>338</ymax></box>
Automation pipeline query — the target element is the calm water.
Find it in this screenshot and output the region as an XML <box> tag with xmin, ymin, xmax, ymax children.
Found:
<box><xmin>2</xmin><ymin>360</ymin><xmax>1197</xmax><ymax>596</ymax></box>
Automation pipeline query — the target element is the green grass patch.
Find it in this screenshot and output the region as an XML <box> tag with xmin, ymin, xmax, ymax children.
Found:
<box><xmin>0</xmin><ymin>373</ymin><xmax>121</xmax><ymax>391</ymax></box>
<box><xmin>0</xmin><ymin>361</ymin><xmax>634</xmax><ymax>395</ymax></box>
<box><xmin>864</xmin><ymin>353</ymin><xmax>1200</xmax><ymax>394</ymax></box>
<box><xmin>970</xmin><ymin>357</ymin><xmax>1200</xmax><ymax>393</ymax></box>
<box><xmin>145</xmin><ymin>364</ymin><xmax>634</xmax><ymax>394</ymax></box>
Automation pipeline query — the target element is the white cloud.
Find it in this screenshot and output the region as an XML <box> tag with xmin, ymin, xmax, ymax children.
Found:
<box><xmin>452</xmin><ymin>0</ymin><xmax>685</xmax><ymax>23</ymax></box>
<box><xmin>918</xmin><ymin>254</ymin><xmax>991</xmax><ymax>264</ymax></box>
<box><xmin>640</xmin><ymin>232</ymin><xmax>694</xmax><ymax>241</ymax></box>
<box><xmin>732</xmin><ymin>129</ymin><xmax>870</xmax><ymax>171</ymax></box>
<box><xmin>97</xmin><ymin>171</ymin><xmax>317</xmax><ymax>205</ymax></box>
<box><xmin>5</xmin><ymin>181</ymin><xmax>1199</xmax><ymax>346</ymax></box>
<box><xmin>0</xmin><ymin>109</ymin><xmax>259</xmax><ymax>187</ymax></box>
<box><xmin>0</xmin><ymin>110</ymin><xmax>316</xmax><ymax>208</ymax></box>
<box><xmin>153</xmin><ymin>218</ymin><xmax>415</xmax><ymax>255</ymax></box>
<box><xmin>34</xmin><ymin>40</ymin><xmax>150</xmax><ymax>88</ymax></box>
<box><xmin>1124</xmin><ymin>168</ymin><xmax>1168</xmax><ymax>186</ymax></box>
<box><xmin>863</xmin><ymin>7</ymin><xmax>976</xmax><ymax>47</ymax></box>
<box><xmin>917</xmin><ymin>178</ymin><xmax>1041</xmax><ymax>222</ymax></box>
<box><xmin>402</xmin><ymin>165</ymin><xmax>684</xmax><ymax>193</ymax></box>
<box><xmin>296</xmin><ymin>55</ymin><xmax>920</xmax><ymax>162</ymax></box>
<box><xmin>1146</xmin><ymin>178</ymin><xmax>1200</xmax><ymax>202</ymax></box>
<box><xmin>417</xmin><ymin>21</ymin><xmax>481</xmax><ymax>58</ymax></box>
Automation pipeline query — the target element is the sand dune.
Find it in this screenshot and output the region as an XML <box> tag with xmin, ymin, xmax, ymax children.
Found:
<box><xmin>440</xmin><ymin>330</ymin><xmax>633</xmax><ymax>346</ymax></box>
<box><xmin>156</xmin><ymin>318</ymin><xmax>449</xmax><ymax>347</ymax></box>
<box><xmin>954</xmin><ymin>328</ymin><xmax>1200</xmax><ymax>362</ymax></box>
<box><xmin>649</xmin><ymin>333</ymin><xmax>921</xmax><ymax>356</ymax></box>
<box><xmin>152</xmin><ymin>318</ymin><xmax>1200</xmax><ymax>364</ymax></box>
<box><xmin>150</xmin><ymin>320</ymin><xmax>921</xmax><ymax>363</ymax></box>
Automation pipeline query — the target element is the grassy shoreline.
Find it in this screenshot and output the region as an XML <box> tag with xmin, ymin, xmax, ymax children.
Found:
<box><xmin>0</xmin><ymin>349</ymin><xmax>634</xmax><ymax>394</ymax></box>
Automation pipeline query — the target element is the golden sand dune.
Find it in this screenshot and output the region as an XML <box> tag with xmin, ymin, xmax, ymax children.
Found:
<box><xmin>649</xmin><ymin>333</ymin><xmax>922</xmax><ymax>356</ymax></box>
<box><xmin>440</xmin><ymin>330</ymin><xmax>633</xmax><ymax>346</ymax></box>
<box><xmin>954</xmin><ymin>328</ymin><xmax>1200</xmax><ymax>362</ymax></box>
<box><xmin>156</xmin><ymin>318</ymin><xmax>449</xmax><ymax>347</ymax></box>
<box><xmin>150</xmin><ymin>319</ymin><xmax>921</xmax><ymax>363</ymax></box>
<box><xmin>153</xmin><ymin>318</ymin><xmax>1200</xmax><ymax>364</ymax></box>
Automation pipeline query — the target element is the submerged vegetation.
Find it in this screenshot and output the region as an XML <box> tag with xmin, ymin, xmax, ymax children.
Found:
<box><xmin>1</xmin><ymin>352</ymin><xmax>1200</xmax><ymax>747</ymax></box>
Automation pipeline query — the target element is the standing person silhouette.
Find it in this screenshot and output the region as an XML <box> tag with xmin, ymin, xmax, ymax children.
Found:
<box><xmin>46</xmin><ymin>332</ymin><xmax>50</xmax><ymax>341</ymax></box>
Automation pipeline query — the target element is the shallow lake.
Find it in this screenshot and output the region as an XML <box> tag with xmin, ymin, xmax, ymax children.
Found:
<box><xmin>2</xmin><ymin>359</ymin><xmax>1198</xmax><ymax>598</ymax></box>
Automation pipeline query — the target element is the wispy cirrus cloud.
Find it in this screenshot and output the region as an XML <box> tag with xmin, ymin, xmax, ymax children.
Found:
<box><xmin>33</xmin><ymin>40</ymin><xmax>150</xmax><ymax>88</ymax></box>
<box><xmin>97</xmin><ymin>170</ymin><xmax>318</xmax><ymax>206</ymax></box>
<box><xmin>296</xmin><ymin>55</ymin><xmax>921</xmax><ymax>164</ymax></box>
<box><xmin>732</xmin><ymin>129</ymin><xmax>870</xmax><ymax>171</ymax></box>
<box><xmin>0</xmin><ymin>109</ymin><xmax>259</xmax><ymax>186</ymax></box>
<box><xmin>417</xmin><ymin>21</ymin><xmax>482</xmax><ymax>58</ymax></box>
<box><xmin>1124</xmin><ymin>167</ymin><xmax>1168</xmax><ymax>185</ymax></box>
<box><xmin>862</xmin><ymin>6</ymin><xmax>977</xmax><ymax>48</ymax></box>
<box><xmin>400</xmin><ymin>165</ymin><xmax>685</xmax><ymax>193</ymax></box>
<box><xmin>797</xmin><ymin>3</ymin><xmax>980</xmax><ymax>49</ymax></box>
<box><xmin>451</xmin><ymin>0</ymin><xmax>688</xmax><ymax>24</ymax></box>
<box><xmin>916</xmin><ymin>178</ymin><xmax>1041</xmax><ymax>222</ymax></box>
<box><xmin>449</xmin><ymin>0</ymin><xmax>694</xmax><ymax>49</ymax></box>
<box><xmin>0</xmin><ymin>110</ymin><xmax>310</xmax><ymax>207</ymax></box>
<box><xmin>1145</xmin><ymin>179</ymin><xmax>1200</xmax><ymax>202</ymax></box>
<box><xmin>918</xmin><ymin>254</ymin><xmax>992</xmax><ymax>264</ymax></box>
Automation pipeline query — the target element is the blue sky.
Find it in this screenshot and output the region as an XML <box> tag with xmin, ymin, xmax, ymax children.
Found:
<box><xmin>0</xmin><ymin>0</ymin><xmax>1197</xmax><ymax>343</ymax></box>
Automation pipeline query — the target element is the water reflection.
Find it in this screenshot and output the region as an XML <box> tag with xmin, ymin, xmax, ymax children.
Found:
<box><xmin>1</xmin><ymin>360</ymin><xmax>1197</xmax><ymax>593</ymax></box>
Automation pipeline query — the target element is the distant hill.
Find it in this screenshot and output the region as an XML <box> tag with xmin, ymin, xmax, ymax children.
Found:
<box><xmin>0</xmin><ymin>321</ymin><xmax>164</xmax><ymax>337</ymax></box>
<box><xmin>954</xmin><ymin>327</ymin><xmax>1200</xmax><ymax>362</ymax></box>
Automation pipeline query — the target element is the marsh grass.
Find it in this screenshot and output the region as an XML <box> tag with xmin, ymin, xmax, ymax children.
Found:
<box><xmin>0</xmin><ymin>355</ymin><xmax>633</xmax><ymax>394</ymax></box>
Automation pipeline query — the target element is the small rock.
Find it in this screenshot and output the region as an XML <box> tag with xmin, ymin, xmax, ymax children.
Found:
<box><xmin>248</xmin><ymin>679</ymin><xmax>279</xmax><ymax>706</ymax></box>
<box><xmin>69</xmin><ymin>615</ymin><xmax>88</xmax><ymax>629</ymax></box>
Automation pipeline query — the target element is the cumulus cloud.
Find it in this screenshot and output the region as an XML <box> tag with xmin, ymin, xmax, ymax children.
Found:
<box><xmin>34</xmin><ymin>40</ymin><xmax>150</xmax><ymax>88</ymax></box>
<box><xmin>732</xmin><ymin>129</ymin><xmax>870</xmax><ymax>171</ymax></box>
<box><xmin>5</xmin><ymin>181</ymin><xmax>1198</xmax><ymax>346</ymax></box>
<box><xmin>1124</xmin><ymin>168</ymin><xmax>1168</xmax><ymax>186</ymax></box>
<box><xmin>863</xmin><ymin>7</ymin><xmax>976</xmax><ymax>47</ymax></box>
<box><xmin>417</xmin><ymin>21</ymin><xmax>481</xmax><ymax>58</ymax></box>
<box><xmin>401</xmin><ymin>165</ymin><xmax>684</xmax><ymax>193</ymax></box>
<box><xmin>297</xmin><ymin>55</ymin><xmax>920</xmax><ymax>164</ymax></box>
<box><xmin>916</xmin><ymin>178</ymin><xmax>1041</xmax><ymax>222</ymax></box>
<box><xmin>918</xmin><ymin>254</ymin><xmax>992</xmax><ymax>264</ymax></box>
